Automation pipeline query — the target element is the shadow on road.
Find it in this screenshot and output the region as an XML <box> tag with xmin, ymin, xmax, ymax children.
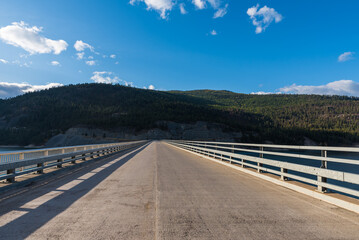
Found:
<box><xmin>0</xmin><ymin>142</ymin><xmax>150</xmax><ymax>239</ymax></box>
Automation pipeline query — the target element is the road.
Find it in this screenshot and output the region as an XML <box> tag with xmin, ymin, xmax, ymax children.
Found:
<box><xmin>0</xmin><ymin>141</ymin><xmax>358</xmax><ymax>239</ymax></box>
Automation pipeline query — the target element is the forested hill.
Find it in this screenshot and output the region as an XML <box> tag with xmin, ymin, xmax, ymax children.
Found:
<box><xmin>0</xmin><ymin>84</ymin><xmax>358</xmax><ymax>146</ymax></box>
<box><xmin>171</xmin><ymin>90</ymin><xmax>359</xmax><ymax>143</ymax></box>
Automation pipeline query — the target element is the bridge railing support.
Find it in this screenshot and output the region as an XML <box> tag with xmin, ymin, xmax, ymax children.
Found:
<box><xmin>318</xmin><ymin>150</ymin><xmax>328</xmax><ymax>193</ymax></box>
<box><xmin>6</xmin><ymin>169</ymin><xmax>15</xmax><ymax>183</ymax></box>
<box><xmin>280</xmin><ymin>167</ymin><xmax>288</xmax><ymax>181</ymax></box>
<box><xmin>258</xmin><ymin>146</ymin><xmax>263</xmax><ymax>173</ymax></box>
<box><xmin>166</xmin><ymin>140</ymin><xmax>359</xmax><ymax>200</ymax></box>
<box><xmin>0</xmin><ymin>141</ymin><xmax>146</xmax><ymax>184</ymax></box>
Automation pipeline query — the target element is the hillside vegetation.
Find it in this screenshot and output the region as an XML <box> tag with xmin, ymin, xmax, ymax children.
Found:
<box><xmin>0</xmin><ymin>84</ymin><xmax>358</xmax><ymax>146</ymax></box>
<box><xmin>172</xmin><ymin>90</ymin><xmax>359</xmax><ymax>145</ymax></box>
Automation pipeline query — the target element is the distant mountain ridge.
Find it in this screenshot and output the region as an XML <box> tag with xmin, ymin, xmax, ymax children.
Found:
<box><xmin>0</xmin><ymin>83</ymin><xmax>358</xmax><ymax>146</ymax></box>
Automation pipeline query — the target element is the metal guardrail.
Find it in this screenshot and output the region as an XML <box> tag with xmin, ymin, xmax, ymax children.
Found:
<box><xmin>0</xmin><ymin>142</ymin><xmax>127</xmax><ymax>164</ymax></box>
<box><xmin>0</xmin><ymin>141</ymin><xmax>146</xmax><ymax>183</ymax></box>
<box><xmin>167</xmin><ymin>140</ymin><xmax>359</xmax><ymax>199</ymax></box>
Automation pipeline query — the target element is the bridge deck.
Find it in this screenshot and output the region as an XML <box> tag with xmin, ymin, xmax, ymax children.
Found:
<box><xmin>0</xmin><ymin>142</ymin><xmax>358</xmax><ymax>239</ymax></box>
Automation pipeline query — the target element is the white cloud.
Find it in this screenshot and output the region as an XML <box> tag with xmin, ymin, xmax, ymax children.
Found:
<box><xmin>130</xmin><ymin>0</ymin><xmax>174</xmax><ymax>19</ymax></box>
<box><xmin>207</xmin><ymin>0</ymin><xmax>220</xmax><ymax>9</ymax></box>
<box><xmin>91</xmin><ymin>71</ymin><xmax>119</xmax><ymax>84</ymax></box>
<box><xmin>210</xmin><ymin>30</ymin><xmax>217</xmax><ymax>35</ymax></box>
<box><xmin>0</xmin><ymin>82</ymin><xmax>63</xmax><ymax>99</ymax></box>
<box><xmin>51</xmin><ymin>61</ymin><xmax>60</xmax><ymax>66</ymax></box>
<box><xmin>193</xmin><ymin>0</ymin><xmax>222</xmax><ymax>10</ymax></box>
<box><xmin>76</xmin><ymin>52</ymin><xmax>85</xmax><ymax>60</ymax></box>
<box><xmin>91</xmin><ymin>71</ymin><xmax>134</xmax><ymax>86</ymax></box>
<box><xmin>179</xmin><ymin>3</ymin><xmax>187</xmax><ymax>14</ymax></box>
<box><xmin>110</xmin><ymin>54</ymin><xmax>116</xmax><ymax>59</ymax></box>
<box><xmin>11</xmin><ymin>60</ymin><xmax>32</xmax><ymax>68</ymax></box>
<box><xmin>23</xmin><ymin>82</ymin><xmax>63</xmax><ymax>92</ymax></box>
<box><xmin>0</xmin><ymin>59</ymin><xmax>8</xmax><ymax>64</ymax></box>
<box><xmin>130</xmin><ymin>0</ymin><xmax>228</xmax><ymax>19</ymax></box>
<box><xmin>279</xmin><ymin>80</ymin><xmax>359</xmax><ymax>97</ymax></box>
<box><xmin>88</xmin><ymin>56</ymin><xmax>94</xmax><ymax>59</ymax></box>
<box><xmin>74</xmin><ymin>40</ymin><xmax>94</xmax><ymax>52</ymax></box>
<box><xmin>86</xmin><ymin>60</ymin><xmax>96</xmax><ymax>66</ymax></box>
<box><xmin>144</xmin><ymin>84</ymin><xmax>155</xmax><ymax>90</ymax></box>
<box><xmin>0</xmin><ymin>21</ymin><xmax>68</xmax><ymax>55</ymax></box>
<box><xmin>192</xmin><ymin>0</ymin><xmax>206</xmax><ymax>9</ymax></box>
<box><xmin>213</xmin><ymin>4</ymin><xmax>228</xmax><ymax>18</ymax></box>
<box><xmin>247</xmin><ymin>4</ymin><xmax>282</xmax><ymax>34</ymax></box>
<box><xmin>338</xmin><ymin>52</ymin><xmax>355</xmax><ymax>62</ymax></box>
<box><xmin>251</xmin><ymin>91</ymin><xmax>275</xmax><ymax>95</ymax></box>
<box><xmin>123</xmin><ymin>80</ymin><xmax>134</xmax><ymax>87</ymax></box>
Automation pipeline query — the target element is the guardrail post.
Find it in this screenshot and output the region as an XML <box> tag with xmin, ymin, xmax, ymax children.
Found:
<box><xmin>37</xmin><ymin>163</ymin><xmax>44</xmax><ymax>174</ymax></box>
<box><xmin>280</xmin><ymin>168</ymin><xmax>288</xmax><ymax>181</ymax></box>
<box><xmin>19</xmin><ymin>153</ymin><xmax>24</xmax><ymax>172</ymax></box>
<box><xmin>229</xmin><ymin>145</ymin><xmax>234</xmax><ymax>164</ymax></box>
<box><xmin>82</xmin><ymin>153</ymin><xmax>86</xmax><ymax>161</ymax></box>
<box><xmin>37</xmin><ymin>150</ymin><xmax>48</xmax><ymax>174</ymax></box>
<box><xmin>57</xmin><ymin>149</ymin><xmax>64</xmax><ymax>168</ymax></box>
<box><xmin>214</xmin><ymin>144</ymin><xmax>217</xmax><ymax>159</ymax></box>
<box><xmin>6</xmin><ymin>168</ymin><xmax>15</xmax><ymax>183</ymax></box>
<box><xmin>318</xmin><ymin>150</ymin><xmax>328</xmax><ymax>192</ymax></box>
<box><xmin>205</xmin><ymin>143</ymin><xmax>209</xmax><ymax>156</ymax></box>
<box><xmin>71</xmin><ymin>148</ymin><xmax>77</xmax><ymax>164</ymax></box>
<box><xmin>57</xmin><ymin>159</ymin><xmax>63</xmax><ymax>168</ymax></box>
<box><xmin>257</xmin><ymin>146</ymin><xmax>263</xmax><ymax>173</ymax></box>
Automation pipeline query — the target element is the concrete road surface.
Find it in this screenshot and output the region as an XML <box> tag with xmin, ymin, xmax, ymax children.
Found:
<box><xmin>0</xmin><ymin>141</ymin><xmax>358</xmax><ymax>239</ymax></box>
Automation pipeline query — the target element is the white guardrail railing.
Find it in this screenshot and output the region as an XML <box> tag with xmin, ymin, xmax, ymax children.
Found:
<box><xmin>167</xmin><ymin>140</ymin><xmax>359</xmax><ymax>199</ymax></box>
<box><xmin>0</xmin><ymin>141</ymin><xmax>146</xmax><ymax>183</ymax></box>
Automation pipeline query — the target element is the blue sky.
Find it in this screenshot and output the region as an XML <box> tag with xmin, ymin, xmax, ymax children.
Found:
<box><xmin>0</xmin><ymin>0</ymin><xmax>359</xmax><ymax>98</ymax></box>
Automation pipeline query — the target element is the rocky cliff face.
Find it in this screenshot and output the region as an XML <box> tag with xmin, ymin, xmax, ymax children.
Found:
<box><xmin>45</xmin><ymin>121</ymin><xmax>243</xmax><ymax>147</ymax></box>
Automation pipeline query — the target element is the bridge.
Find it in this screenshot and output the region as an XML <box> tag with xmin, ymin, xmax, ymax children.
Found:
<box><xmin>0</xmin><ymin>141</ymin><xmax>358</xmax><ymax>239</ymax></box>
